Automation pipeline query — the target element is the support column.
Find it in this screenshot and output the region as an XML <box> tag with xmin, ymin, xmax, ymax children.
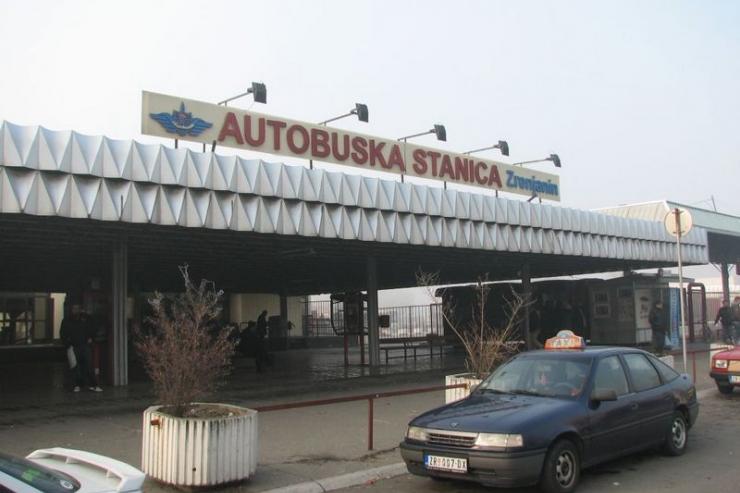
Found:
<box><xmin>721</xmin><ymin>263</ymin><xmax>730</xmax><ymax>303</ymax></box>
<box><xmin>112</xmin><ymin>242</ymin><xmax>128</xmax><ymax>386</ymax></box>
<box><xmin>367</xmin><ymin>256</ymin><xmax>380</xmax><ymax>366</ymax></box>
<box><xmin>279</xmin><ymin>291</ymin><xmax>289</xmax><ymax>350</ymax></box>
<box><xmin>521</xmin><ymin>264</ymin><xmax>531</xmax><ymax>350</ymax></box>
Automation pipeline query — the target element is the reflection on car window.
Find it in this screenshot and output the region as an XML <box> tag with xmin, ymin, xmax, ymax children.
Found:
<box><xmin>649</xmin><ymin>355</ymin><xmax>680</xmax><ymax>383</ymax></box>
<box><xmin>593</xmin><ymin>356</ymin><xmax>629</xmax><ymax>396</ymax></box>
<box><xmin>480</xmin><ymin>355</ymin><xmax>592</xmax><ymax>398</ymax></box>
<box><xmin>0</xmin><ymin>453</ymin><xmax>80</xmax><ymax>493</ymax></box>
<box><xmin>624</xmin><ymin>354</ymin><xmax>662</xmax><ymax>392</ymax></box>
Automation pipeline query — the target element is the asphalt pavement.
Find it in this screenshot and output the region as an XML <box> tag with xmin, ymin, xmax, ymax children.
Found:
<box><xmin>0</xmin><ymin>348</ymin><xmax>730</xmax><ymax>493</ymax></box>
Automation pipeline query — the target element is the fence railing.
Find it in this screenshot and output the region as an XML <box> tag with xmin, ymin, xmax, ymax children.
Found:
<box><xmin>302</xmin><ymin>301</ymin><xmax>444</xmax><ymax>338</ymax></box>
<box><xmin>254</xmin><ymin>383</ymin><xmax>468</xmax><ymax>450</ymax></box>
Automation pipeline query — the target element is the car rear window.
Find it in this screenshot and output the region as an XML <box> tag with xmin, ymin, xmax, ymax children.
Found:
<box><xmin>623</xmin><ymin>353</ymin><xmax>662</xmax><ymax>392</ymax></box>
<box><xmin>0</xmin><ymin>453</ymin><xmax>80</xmax><ymax>493</ymax></box>
<box><xmin>648</xmin><ymin>355</ymin><xmax>680</xmax><ymax>383</ymax></box>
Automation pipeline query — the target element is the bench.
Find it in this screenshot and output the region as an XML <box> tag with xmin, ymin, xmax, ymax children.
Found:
<box><xmin>379</xmin><ymin>335</ymin><xmax>454</xmax><ymax>364</ymax></box>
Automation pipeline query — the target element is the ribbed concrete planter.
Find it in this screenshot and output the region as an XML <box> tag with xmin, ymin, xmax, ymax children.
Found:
<box><xmin>141</xmin><ymin>403</ymin><xmax>258</xmax><ymax>487</ymax></box>
<box><xmin>445</xmin><ymin>373</ymin><xmax>483</xmax><ymax>403</ymax></box>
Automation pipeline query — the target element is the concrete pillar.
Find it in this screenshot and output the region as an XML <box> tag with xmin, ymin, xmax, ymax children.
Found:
<box><xmin>721</xmin><ymin>263</ymin><xmax>730</xmax><ymax>303</ymax></box>
<box><xmin>521</xmin><ymin>263</ymin><xmax>531</xmax><ymax>350</ymax></box>
<box><xmin>279</xmin><ymin>291</ymin><xmax>289</xmax><ymax>349</ymax></box>
<box><xmin>111</xmin><ymin>241</ymin><xmax>128</xmax><ymax>386</ymax></box>
<box><xmin>366</xmin><ymin>256</ymin><xmax>380</xmax><ymax>366</ymax></box>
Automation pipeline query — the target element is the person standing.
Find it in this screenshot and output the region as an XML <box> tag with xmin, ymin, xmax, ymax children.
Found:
<box><xmin>714</xmin><ymin>299</ymin><xmax>735</xmax><ymax>344</ymax></box>
<box><xmin>648</xmin><ymin>300</ymin><xmax>667</xmax><ymax>354</ymax></box>
<box><xmin>255</xmin><ymin>310</ymin><xmax>269</xmax><ymax>372</ymax></box>
<box><xmin>60</xmin><ymin>303</ymin><xmax>102</xmax><ymax>392</ymax></box>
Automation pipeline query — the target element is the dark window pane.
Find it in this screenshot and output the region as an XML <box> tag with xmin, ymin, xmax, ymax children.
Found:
<box><xmin>624</xmin><ymin>354</ymin><xmax>662</xmax><ymax>392</ymax></box>
<box><xmin>593</xmin><ymin>355</ymin><xmax>629</xmax><ymax>396</ymax></box>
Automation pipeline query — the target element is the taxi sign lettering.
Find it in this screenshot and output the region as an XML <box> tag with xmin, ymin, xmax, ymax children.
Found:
<box><xmin>545</xmin><ymin>330</ymin><xmax>585</xmax><ymax>350</ymax></box>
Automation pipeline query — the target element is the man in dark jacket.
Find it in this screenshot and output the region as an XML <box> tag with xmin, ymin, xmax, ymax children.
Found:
<box><xmin>60</xmin><ymin>303</ymin><xmax>102</xmax><ymax>392</ymax></box>
<box><xmin>649</xmin><ymin>300</ymin><xmax>667</xmax><ymax>354</ymax></box>
<box><xmin>255</xmin><ymin>310</ymin><xmax>269</xmax><ymax>372</ymax></box>
<box><xmin>715</xmin><ymin>300</ymin><xmax>735</xmax><ymax>343</ymax></box>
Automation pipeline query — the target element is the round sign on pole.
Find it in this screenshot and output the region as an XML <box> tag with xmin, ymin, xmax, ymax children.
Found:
<box><xmin>664</xmin><ymin>208</ymin><xmax>693</xmax><ymax>237</ymax></box>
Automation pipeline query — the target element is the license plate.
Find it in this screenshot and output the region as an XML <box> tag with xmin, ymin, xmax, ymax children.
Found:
<box><xmin>424</xmin><ymin>454</ymin><xmax>468</xmax><ymax>473</ymax></box>
<box><xmin>729</xmin><ymin>375</ymin><xmax>740</xmax><ymax>384</ymax></box>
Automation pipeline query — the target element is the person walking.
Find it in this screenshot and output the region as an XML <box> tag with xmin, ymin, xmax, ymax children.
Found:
<box><xmin>60</xmin><ymin>302</ymin><xmax>102</xmax><ymax>392</ymax></box>
<box><xmin>714</xmin><ymin>299</ymin><xmax>735</xmax><ymax>344</ymax></box>
<box><xmin>648</xmin><ymin>300</ymin><xmax>667</xmax><ymax>354</ymax></box>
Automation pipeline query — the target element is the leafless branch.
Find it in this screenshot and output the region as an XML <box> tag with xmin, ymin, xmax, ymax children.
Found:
<box><xmin>135</xmin><ymin>265</ymin><xmax>235</xmax><ymax>417</ymax></box>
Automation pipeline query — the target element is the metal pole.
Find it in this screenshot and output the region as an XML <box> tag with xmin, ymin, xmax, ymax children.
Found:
<box><xmin>368</xmin><ymin>397</ymin><xmax>374</xmax><ymax>450</ymax></box>
<box><xmin>367</xmin><ymin>257</ymin><xmax>380</xmax><ymax>366</ymax></box>
<box><xmin>721</xmin><ymin>262</ymin><xmax>730</xmax><ymax>304</ymax></box>
<box><xmin>675</xmin><ymin>208</ymin><xmax>688</xmax><ymax>373</ymax></box>
<box><xmin>522</xmin><ymin>264</ymin><xmax>532</xmax><ymax>350</ymax></box>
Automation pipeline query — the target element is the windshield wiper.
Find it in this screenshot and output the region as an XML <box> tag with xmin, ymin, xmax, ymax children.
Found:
<box><xmin>476</xmin><ymin>388</ymin><xmax>511</xmax><ymax>395</ymax></box>
<box><xmin>508</xmin><ymin>389</ymin><xmax>544</xmax><ymax>397</ymax></box>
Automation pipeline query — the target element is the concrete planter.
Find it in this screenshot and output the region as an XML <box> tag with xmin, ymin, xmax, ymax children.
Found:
<box><xmin>141</xmin><ymin>403</ymin><xmax>258</xmax><ymax>487</ymax></box>
<box><xmin>445</xmin><ymin>373</ymin><xmax>483</xmax><ymax>403</ymax></box>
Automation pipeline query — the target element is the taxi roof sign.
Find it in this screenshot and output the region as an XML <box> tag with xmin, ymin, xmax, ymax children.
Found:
<box><xmin>545</xmin><ymin>330</ymin><xmax>586</xmax><ymax>350</ymax></box>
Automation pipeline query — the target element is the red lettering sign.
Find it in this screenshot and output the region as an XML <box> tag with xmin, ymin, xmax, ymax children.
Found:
<box><xmin>218</xmin><ymin>112</ymin><xmax>244</xmax><ymax>145</ymax></box>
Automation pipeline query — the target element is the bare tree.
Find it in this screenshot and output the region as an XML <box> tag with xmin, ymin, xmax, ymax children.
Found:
<box><xmin>135</xmin><ymin>265</ymin><xmax>235</xmax><ymax>417</ymax></box>
<box><xmin>418</xmin><ymin>271</ymin><xmax>528</xmax><ymax>378</ymax></box>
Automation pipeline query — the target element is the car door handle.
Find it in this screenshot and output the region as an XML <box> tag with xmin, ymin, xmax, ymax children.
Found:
<box><xmin>630</xmin><ymin>403</ymin><xmax>639</xmax><ymax>410</ymax></box>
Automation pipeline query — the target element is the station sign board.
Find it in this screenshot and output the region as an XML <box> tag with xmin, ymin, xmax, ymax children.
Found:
<box><xmin>141</xmin><ymin>91</ymin><xmax>561</xmax><ymax>201</ymax></box>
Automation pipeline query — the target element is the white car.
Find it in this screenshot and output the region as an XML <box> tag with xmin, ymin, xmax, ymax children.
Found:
<box><xmin>0</xmin><ymin>448</ymin><xmax>144</xmax><ymax>493</ymax></box>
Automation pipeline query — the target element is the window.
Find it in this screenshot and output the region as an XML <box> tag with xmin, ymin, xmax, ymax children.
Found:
<box><xmin>624</xmin><ymin>354</ymin><xmax>662</xmax><ymax>392</ymax></box>
<box><xmin>481</xmin><ymin>355</ymin><xmax>592</xmax><ymax>398</ymax></box>
<box><xmin>648</xmin><ymin>355</ymin><xmax>680</xmax><ymax>383</ymax></box>
<box><xmin>593</xmin><ymin>356</ymin><xmax>629</xmax><ymax>396</ymax></box>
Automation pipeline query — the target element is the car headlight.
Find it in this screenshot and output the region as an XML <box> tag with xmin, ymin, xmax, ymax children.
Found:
<box><xmin>406</xmin><ymin>426</ymin><xmax>428</xmax><ymax>442</ymax></box>
<box><xmin>715</xmin><ymin>359</ymin><xmax>729</xmax><ymax>369</ymax></box>
<box><xmin>474</xmin><ymin>433</ymin><xmax>524</xmax><ymax>448</ymax></box>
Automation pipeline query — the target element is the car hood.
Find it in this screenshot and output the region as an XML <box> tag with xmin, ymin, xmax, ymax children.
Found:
<box><xmin>411</xmin><ymin>392</ymin><xmax>578</xmax><ymax>434</ymax></box>
<box><xmin>715</xmin><ymin>346</ymin><xmax>740</xmax><ymax>359</ymax></box>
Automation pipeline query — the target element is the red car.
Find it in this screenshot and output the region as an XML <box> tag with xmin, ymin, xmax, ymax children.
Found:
<box><xmin>710</xmin><ymin>346</ymin><xmax>740</xmax><ymax>394</ymax></box>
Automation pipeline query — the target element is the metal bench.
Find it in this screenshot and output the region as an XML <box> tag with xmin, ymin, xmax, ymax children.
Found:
<box><xmin>379</xmin><ymin>335</ymin><xmax>451</xmax><ymax>364</ymax></box>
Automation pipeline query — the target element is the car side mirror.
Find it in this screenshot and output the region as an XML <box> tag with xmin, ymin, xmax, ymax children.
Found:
<box><xmin>591</xmin><ymin>388</ymin><xmax>618</xmax><ymax>402</ymax></box>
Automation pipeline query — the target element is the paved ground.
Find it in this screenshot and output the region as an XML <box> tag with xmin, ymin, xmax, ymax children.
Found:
<box><xmin>0</xmin><ymin>347</ymin><xmax>465</xmax><ymax>492</ymax></box>
<box><xmin>0</xmin><ymin>346</ymin><xmax>729</xmax><ymax>493</ymax></box>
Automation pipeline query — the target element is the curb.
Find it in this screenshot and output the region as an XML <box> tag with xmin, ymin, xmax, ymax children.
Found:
<box><xmin>261</xmin><ymin>463</ymin><xmax>408</xmax><ymax>493</ymax></box>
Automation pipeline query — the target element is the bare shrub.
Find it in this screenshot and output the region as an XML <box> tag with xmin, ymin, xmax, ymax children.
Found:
<box><xmin>135</xmin><ymin>265</ymin><xmax>235</xmax><ymax>417</ymax></box>
<box><xmin>418</xmin><ymin>271</ymin><xmax>528</xmax><ymax>378</ymax></box>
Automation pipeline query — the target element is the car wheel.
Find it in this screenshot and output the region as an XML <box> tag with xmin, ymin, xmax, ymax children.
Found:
<box><xmin>539</xmin><ymin>439</ymin><xmax>580</xmax><ymax>493</ymax></box>
<box><xmin>663</xmin><ymin>411</ymin><xmax>688</xmax><ymax>456</ymax></box>
<box><xmin>717</xmin><ymin>382</ymin><xmax>734</xmax><ymax>395</ymax></box>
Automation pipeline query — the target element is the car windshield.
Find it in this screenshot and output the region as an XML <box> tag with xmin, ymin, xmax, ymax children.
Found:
<box><xmin>478</xmin><ymin>354</ymin><xmax>592</xmax><ymax>398</ymax></box>
<box><xmin>0</xmin><ymin>453</ymin><xmax>81</xmax><ymax>493</ymax></box>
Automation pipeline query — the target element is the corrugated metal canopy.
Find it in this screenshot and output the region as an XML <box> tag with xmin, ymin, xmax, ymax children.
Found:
<box><xmin>597</xmin><ymin>200</ymin><xmax>740</xmax><ymax>264</ymax></box>
<box><xmin>0</xmin><ymin>122</ymin><xmax>710</xmax><ymax>293</ymax></box>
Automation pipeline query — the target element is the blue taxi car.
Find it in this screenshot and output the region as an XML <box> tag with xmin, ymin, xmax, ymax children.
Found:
<box><xmin>400</xmin><ymin>332</ymin><xmax>698</xmax><ymax>493</ymax></box>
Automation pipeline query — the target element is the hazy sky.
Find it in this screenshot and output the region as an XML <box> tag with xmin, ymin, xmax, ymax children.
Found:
<box><xmin>3</xmin><ymin>0</ymin><xmax>739</xmax><ymax>212</ymax></box>
<box><xmin>2</xmin><ymin>0</ymin><xmax>738</xmax><ymax>301</ymax></box>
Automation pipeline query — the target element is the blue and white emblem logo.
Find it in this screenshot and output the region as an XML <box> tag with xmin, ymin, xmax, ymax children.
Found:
<box><xmin>150</xmin><ymin>102</ymin><xmax>212</xmax><ymax>137</ymax></box>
